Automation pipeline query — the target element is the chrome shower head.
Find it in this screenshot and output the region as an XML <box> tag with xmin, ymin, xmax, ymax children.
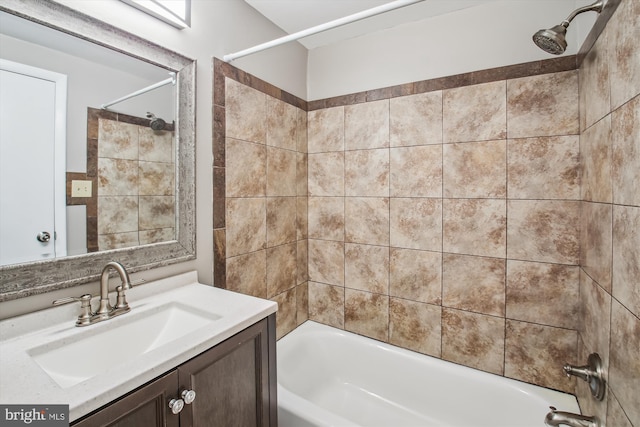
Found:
<box><xmin>533</xmin><ymin>24</ymin><xmax>568</xmax><ymax>55</ymax></box>
<box><xmin>532</xmin><ymin>0</ymin><xmax>605</xmax><ymax>55</ymax></box>
<box><xmin>146</xmin><ymin>112</ymin><xmax>166</xmax><ymax>131</ymax></box>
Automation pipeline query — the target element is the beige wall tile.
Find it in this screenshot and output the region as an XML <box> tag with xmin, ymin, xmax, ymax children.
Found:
<box><xmin>308</xmin><ymin>152</ymin><xmax>344</xmax><ymax>196</ymax></box>
<box><xmin>308</xmin><ymin>239</ymin><xmax>344</xmax><ymax>286</ymax></box>
<box><xmin>225</xmin><ymin>197</ymin><xmax>266</xmax><ymax>257</ymax></box>
<box><xmin>98</xmin><ymin>196</ymin><xmax>138</xmax><ymax>234</ymax></box>
<box><xmin>442</xmin><ymin>308</ymin><xmax>505</xmax><ymax>375</ymax></box>
<box><xmin>612</xmin><ymin>205</ymin><xmax>640</xmax><ymax>317</ymax></box>
<box><xmin>308</xmin><ymin>197</ymin><xmax>344</xmax><ymax>241</ymax></box>
<box><xmin>345</xmin><ymin>243</ymin><xmax>389</xmax><ymax>294</ymax></box>
<box><xmin>506</xmin><ymin>260</ymin><xmax>579</xmax><ymax>329</ymax></box>
<box><xmin>296</xmin><ymin>109</ymin><xmax>308</xmax><ymax>154</ymax></box>
<box><xmin>139</xmin><ymin>228</ymin><xmax>174</xmax><ymax>245</ymax></box>
<box><xmin>580</xmin><ymin>202</ymin><xmax>612</xmax><ymax>292</ymax></box>
<box><xmin>226</xmin><ymin>138</ymin><xmax>266</xmax><ymax>197</ymax></box>
<box><xmin>390</xmin><ymin>198</ymin><xmax>442</xmax><ymax>251</ymax></box>
<box><xmin>507</xmin><ymin>200</ymin><xmax>579</xmax><ymax>264</ymax></box>
<box><xmin>99</xmin><ymin>231</ymin><xmax>138</xmax><ymax>251</ymax></box>
<box><xmin>98</xmin><ymin>158</ymin><xmax>138</xmax><ymax>196</ymax></box>
<box><xmin>612</xmin><ymin>95</ymin><xmax>640</xmax><ymax>206</ymax></box>
<box><xmin>266</xmin><ymin>197</ymin><xmax>296</xmax><ymax>247</ymax></box>
<box><xmin>389</xmin><ymin>298</ymin><xmax>441</xmax><ymax>356</ymax></box>
<box><xmin>443</xmin><ymin>199</ymin><xmax>506</xmax><ymax>258</ymax></box>
<box><xmin>345</xmin><ymin>197</ymin><xmax>390</xmax><ymax>246</ymax></box>
<box><xmin>507</xmin><ymin>136</ymin><xmax>580</xmax><ymax>200</ymax></box>
<box><xmin>507</xmin><ymin>70</ymin><xmax>579</xmax><ymax>138</ymax></box>
<box><xmin>345</xmin><ymin>289</ymin><xmax>389</xmax><ymax>341</ymax></box>
<box><xmin>267</xmin><ymin>243</ymin><xmax>297</xmax><ymax>298</ymax></box>
<box><xmin>579</xmin><ymin>27</ymin><xmax>611</xmax><ymax>130</ymax></box>
<box><xmin>390</xmin><ymin>145</ymin><xmax>442</xmax><ymax>197</ymax></box>
<box><xmin>296</xmin><ymin>152</ymin><xmax>308</xmax><ymax>197</ymax></box>
<box><xmin>345</xmin><ymin>149</ymin><xmax>389</xmax><ymax>197</ymax></box>
<box><xmin>308</xmin><ymin>281</ymin><xmax>344</xmax><ymax>328</ymax></box>
<box><xmin>443</xmin><ymin>81</ymin><xmax>506</xmax><ymax>143</ymax></box>
<box><xmin>609</xmin><ymin>300</ymin><xmax>640</xmax><ymax>426</ymax></box>
<box><xmin>390</xmin><ymin>91</ymin><xmax>443</xmax><ymax>147</ymax></box>
<box><xmin>226</xmin><ymin>250</ymin><xmax>267</xmax><ymax>298</ymax></box>
<box><xmin>608</xmin><ymin>0</ymin><xmax>640</xmax><ymax>110</ymax></box>
<box><xmin>579</xmin><ymin>270</ymin><xmax>611</xmax><ymax>368</ymax></box>
<box><xmin>98</xmin><ymin>119</ymin><xmax>138</xmax><ymax>159</ymax></box>
<box><xmin>296</xmin><ymin>196</ymin><xmax>308</xmax><ymax>240</ymax></box>
<box><xmin>267</xmin><ymin>97</ymin><xmax>298</xmax><ymax>150</ymax></box>
<box><xmin>505</xmin><ymin>320</ymin><xmax>577</xmax><ymax>393</ymax></box>
<box><xmin>225</xmin><ymin>78</ymin><xmax>266</xmax><ymax>143</ymax></box>
<box><xmin>139</xmin><ymin>161</ymin><xmax>174</xmax><ymax>196</ymax></box>
<box><xmin>606</xmin><ymin>391</ymin><xmax>634</xmax><ymax>427</ymax></box>
<box><xmin>296</xmin><ymin>282</ymin><xmax>309</xmax><ymax>325</ymax></box>
<box><xmin>272</xmin><ymin>287</ymin><xmax>297</xmax><ymax>340</ymax></box>
<box><xmin>139</xmin><ymin>196</ymin><xmax>174</xmax><ymax>230</ymax></box>
<box><xmin>581</xmin><ymin>115</ymin><xmax>612</xmax><ymax>203</ymax></box>
<box><xmin>345</xmin><ymin>99</ymin><xmax>389</xmax><ymax>150</ymax></box>
<box><xmin>443</xmin><ymin>254</ymin><xmax>505</xmax><ymax>317</ymax></box>
<box><xmin>267</xmin><ymin>146</ymin><xmax>297</xmax><ymax>196</ymax></box>
<box><xmin>139</xmin><ymin>127</ymin><xmax>173</xmax><ymax>163</ymax></box>
<box><xmin>390</xmin><ymin>248</ymin><xmax>441</xmax><ymax>304</ymax></box>
<box><xmin>296</xmin><ymin>240</ymin><xmax>308</xmax><ymax>285</ymax></box>
<box><xmin>308</xmin><ymin>106</ymin><xmax>344</xmax><ymax>153</ymax></box>
<box><xmin>443</xmin><ymin>140</ymin><xmax>506</xmax><ymax>198</ymax></box>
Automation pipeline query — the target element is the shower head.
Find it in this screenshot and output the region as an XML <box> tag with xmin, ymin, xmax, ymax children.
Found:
<box><xmin>532</xmin><ymin>0</ymin><xmax>605</xmax><ymax>55</ymax></box>
<box><xmin>146</xmin><ymin>112</ymin><xmax>166</xmax><ymax>131</ymax></box>
<box><xmin>533</xmin><ymin>24</ymin><xmax>568</xmax><ymax>55</ymax></box>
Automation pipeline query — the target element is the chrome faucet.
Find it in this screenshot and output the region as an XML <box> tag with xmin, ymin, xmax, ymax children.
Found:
<box><xmin>563</xmin><ymin>353</ymin><xmax>606</xmax><ymax>400</ymax></box>
<box><xmin>545</xmin><ymin>407</ymin><xmax>600</xmax><ymax>427</ymax></box>
<box><xmin>53</xmin><ymin>261</ymin><xmax>141</xmax><ymax>326</ymax></box>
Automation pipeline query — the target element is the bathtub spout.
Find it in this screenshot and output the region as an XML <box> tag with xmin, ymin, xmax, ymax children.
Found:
<box><xmin>544</xmin><ymin>406</ymin><xmax>600</xmax><ymax>427</ymax></box>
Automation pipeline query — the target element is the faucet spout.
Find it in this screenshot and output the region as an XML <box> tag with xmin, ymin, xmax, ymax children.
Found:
<box><xmin>545</xmin><ymin>407</ymin><xmax>600</xmax><ymax>427</ymax></box>
<box><xmin>97</xmin><ymin>261</ymin><xmax>132</xmax><ymax>315</ymax></box>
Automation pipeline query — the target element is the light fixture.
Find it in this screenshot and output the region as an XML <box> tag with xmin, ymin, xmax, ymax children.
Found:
<box><xmin>119</xmin><ymin>0</ymin><xmax>191</xmax><ymax>29</ymax></box>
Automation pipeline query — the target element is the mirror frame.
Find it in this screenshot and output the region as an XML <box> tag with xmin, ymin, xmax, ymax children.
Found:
<box><xmin>0</xmin><ymin>0</ymin><xmax>196</xmax><ymax>301</ymax></box>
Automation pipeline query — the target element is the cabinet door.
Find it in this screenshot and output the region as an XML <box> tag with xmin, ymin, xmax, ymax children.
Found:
<box><xmin>178</xmin><ymin>315</ymin><xmax>277</xmax><ymax>427</ymax></box>
<box><xmin>72</xmin><ymin>371</ymin><xmax>180</xmax><ymax>427</ymax></box>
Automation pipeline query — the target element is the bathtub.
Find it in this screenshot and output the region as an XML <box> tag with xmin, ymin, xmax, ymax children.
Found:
<box><xmin>277</xmin><ymin>321</ymin><xmax>580</xmax><ymax>427</ymax></box>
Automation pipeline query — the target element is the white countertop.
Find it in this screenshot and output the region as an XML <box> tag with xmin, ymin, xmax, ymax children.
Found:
<box><xmin>0</xmin><ymin>271</ymin><xmax>277</xmax><ymax>421</ymax></box>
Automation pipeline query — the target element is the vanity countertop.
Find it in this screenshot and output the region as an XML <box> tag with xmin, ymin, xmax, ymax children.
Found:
<box><xmin>0</xmin><ymin>271</ymin><xmax>277</xmax><ymax>421</ymax></box>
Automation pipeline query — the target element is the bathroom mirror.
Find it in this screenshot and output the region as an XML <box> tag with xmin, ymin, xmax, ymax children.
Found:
<box><xmin>0</xmin><ymin>0</ymin><xmax>195</xmax><ymax>301</ymax></box>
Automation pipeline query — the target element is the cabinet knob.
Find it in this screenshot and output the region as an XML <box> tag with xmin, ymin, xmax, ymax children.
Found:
<box><xmin>168</xmin><ymin>398</ymin><xmax>185</xmax><ymax>415</ymax></box>
<box><xmin>181</xmin><ymin>389</ymin><xmax>196</xmax><ymax>404</ymax></box>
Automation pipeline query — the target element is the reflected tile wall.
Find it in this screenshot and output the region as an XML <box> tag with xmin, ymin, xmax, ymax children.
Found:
<box><xmin>96</xmin><ymin>116</ymin><xmax>175</xmax><ymax>250</ymax></box>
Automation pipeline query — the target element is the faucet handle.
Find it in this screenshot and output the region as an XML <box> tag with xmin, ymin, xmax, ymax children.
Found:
<box><xmin>53</xmin><ymin>294</ymin><xmax>94</xmax><ymax>326</ymax></box>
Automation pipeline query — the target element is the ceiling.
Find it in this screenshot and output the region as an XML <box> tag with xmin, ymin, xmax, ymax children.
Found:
<box><xmin>243</xmin><ymin>0</ymin><xmax>586</xmax><ymax>50</ymax></box>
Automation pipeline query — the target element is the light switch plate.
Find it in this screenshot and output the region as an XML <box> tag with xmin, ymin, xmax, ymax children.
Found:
<box><xmin>71</xmin><ymin>180</ymin><xmax>92</xmax><ymax>197</ymax></box>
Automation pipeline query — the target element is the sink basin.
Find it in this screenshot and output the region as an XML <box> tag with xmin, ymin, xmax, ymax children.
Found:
<box><xmin>28</xmin><ymin>302</ymin><xmax>220</xmax><ymax>388</ymax></box>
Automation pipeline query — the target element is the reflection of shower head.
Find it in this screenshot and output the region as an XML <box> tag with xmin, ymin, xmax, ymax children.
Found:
<box><xmin>146</xmin><ymin>112</ymin><xmax>166</xmax><ymax>131</ymax></box>
<box><xmin>533</xmin><ymin>0</ymin><xmax>605</xmax><ymax>55</ymax></box>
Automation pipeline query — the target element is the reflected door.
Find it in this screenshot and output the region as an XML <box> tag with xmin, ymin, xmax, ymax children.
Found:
<box><xmin>0</xmin><ymin>60</ymin><xmax>66</xmax><ymax>266</ymax></box>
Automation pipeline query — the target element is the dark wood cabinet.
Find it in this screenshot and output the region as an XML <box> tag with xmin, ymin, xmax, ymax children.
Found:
<box><xmin>73</xmin><ymin>314</ymin><xmax>277</xmax><ymax>427</ymax></box>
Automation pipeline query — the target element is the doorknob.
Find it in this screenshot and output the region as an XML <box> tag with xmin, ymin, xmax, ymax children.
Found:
<box><xmin>36</xmin><ymin>231</ymin><xmax>51</xmax><ymax>242</ymax></box>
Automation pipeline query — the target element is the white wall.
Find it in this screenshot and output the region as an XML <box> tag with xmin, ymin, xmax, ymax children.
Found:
<box><xmin>307</xmin><ymin>0</ymin><xmax>597</xmax><ymax>100</ymax></box>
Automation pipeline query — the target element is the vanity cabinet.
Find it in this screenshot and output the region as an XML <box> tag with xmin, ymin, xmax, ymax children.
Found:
<box><xmin>72</xmin><ymin>315</ymin><xmax>277</xmax><ymax>427</ymax></box>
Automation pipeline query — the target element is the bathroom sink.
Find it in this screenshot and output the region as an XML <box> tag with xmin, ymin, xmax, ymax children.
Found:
<box><xmin>28</xmin><ymin>302</ymin><xmax>220</xmax><ymax>388</ymax></box>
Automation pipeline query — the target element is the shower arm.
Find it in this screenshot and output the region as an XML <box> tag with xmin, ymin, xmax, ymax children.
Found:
<box><xmin>101</xmin><ymin>72</ymin><xmax>176</xmax><ymax>110</ymax></box>
<box><xmin>559</xmin><ymin>0</ymin><xmax>604</xmax><ymax>28</ymax></box>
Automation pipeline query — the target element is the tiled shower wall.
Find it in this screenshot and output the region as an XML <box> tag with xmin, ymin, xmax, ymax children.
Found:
<box><xmin>576</xmin><ymin>0</ymin><xmax>639</xmax><ymax>425</ymax></box>
<box><xmin>306</xmin><ymin>70</ymin><xmax>581</xmax><ymax>393</ymax></box>
<box><xmin>213</xmin><ymin>59</ymin><xmax>309</xmax><ymax>340</ymax></box>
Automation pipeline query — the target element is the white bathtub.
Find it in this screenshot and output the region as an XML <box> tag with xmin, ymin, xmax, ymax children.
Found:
<box><xmin>277</xmin><ymin>321</ymin><xmax>580</xmax><ymax>427</ymax></box>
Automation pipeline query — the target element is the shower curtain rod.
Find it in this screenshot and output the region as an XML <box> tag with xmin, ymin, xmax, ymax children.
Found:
<box><xmin>101</xmin><ymin>72</ymin><xmax>176</xmax><ymax>110</ymax></box>
<box><xmin>223</xmin><ymin>0</ymin><xmax>425</xmax><ymax>62</ymax></box>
